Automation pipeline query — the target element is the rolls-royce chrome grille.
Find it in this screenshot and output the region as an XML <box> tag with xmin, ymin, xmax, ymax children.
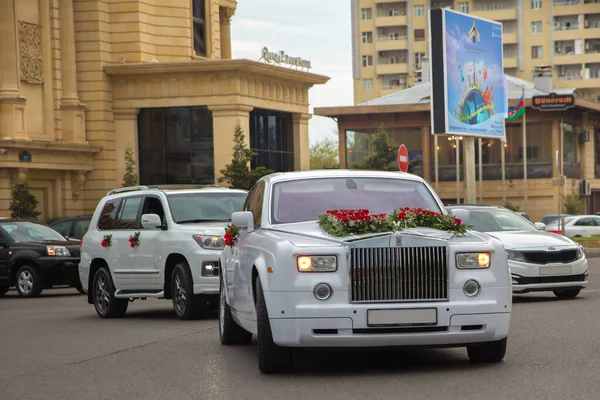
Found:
<box><xmin>350</xmin><ymin>247</ymin><xmax>448</xmax><ymax>303</ymax></box>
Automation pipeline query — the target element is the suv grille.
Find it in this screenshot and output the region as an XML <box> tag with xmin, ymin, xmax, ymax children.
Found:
<box><xmin>350</xmin><ymin>247</ymin><xmax>448</xmax><ymax>303</ymax></box>
<box><xmin>522</xmin><ymin>250</ymin><xmax>577</xmax><ymax>264</ymax></box>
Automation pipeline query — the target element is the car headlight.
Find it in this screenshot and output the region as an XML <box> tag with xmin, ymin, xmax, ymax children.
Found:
<box><xmin>506</xmin><ymin>250</ymin><xmax>526</xmax><ymax>262</ymax></box>
<box><xmin>577</xmin><ymin>245</ymin><xmax>585</xmax><ymax>260</ymax></box>
<box><xmin>47</xmin><ymin>246</ymin><xmax>71</xmax><ymax>257</ymax></box>
<box><xmin>297</xmin><ymin>255</ymin><xmax>337</xmax><ymax>272</ymax></box>
<box><xmin>456</xmin><ymin>252</ymin><xmax>490</xmax><ymax>269</ymax></box>
<box><xmin>193</xmin><ymin>235</ymin><xmax>225</xmax><ymax>250</ymax></box>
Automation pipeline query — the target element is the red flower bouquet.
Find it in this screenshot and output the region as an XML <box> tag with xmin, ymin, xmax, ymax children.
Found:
<box><xmin>318</xmin><ymin>209</ymin><xmax>389</xmax><ymax>237</ymax></box>
<box><xmin>128</xmin><ymin>231</ymin><xmax>140</xmax><ymax>248</ymax></box>
<box><xmin>390</xmin><ymin>207</ymin><xmax>469</xmax><ymax>234</ymax></box>
<box><xmin>101</xmin><ymin>234</ymin><xmax>112</xmax><ymax>248</ymax></box>
<box><xmin>224</xmin><ymin>224</ymin><xmax>240</xmax><ymax>247</ymax></box>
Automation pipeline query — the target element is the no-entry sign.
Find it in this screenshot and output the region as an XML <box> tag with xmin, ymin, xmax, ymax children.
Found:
<box><xmin>397</xmin><ymin>144</ymin><xmax>408</xmax><ymax>172</ymax></box>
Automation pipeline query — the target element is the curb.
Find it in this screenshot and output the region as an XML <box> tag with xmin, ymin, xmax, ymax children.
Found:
<box><xmin>583</xmin><ymin>248</ymin><xmax>600</xmax><ymax>258</ymax></box>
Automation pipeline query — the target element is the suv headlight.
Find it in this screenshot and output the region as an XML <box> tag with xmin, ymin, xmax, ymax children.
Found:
<box><xmin>456</xmin><ymin>252</ymin><xmax>490</xmax><ymax>269</ymax></box>
<box><xmin>193</xmin><ymin>235</ymin><xmax>225</xmax><ymax>250</ymax></box>
<box><xmin>506</xmin><ymin>250</ymin><xmax>526</xmax><ymax>262</ymax></box>
<box><xmin>297</xmin><ymin>255</ymin><xmax>337</xmax><ymax>272</ymax></box>
<box><xmin>47</xmin><ymin>246</ymin><xmax>71</xmax><ymax>257</ymax></box>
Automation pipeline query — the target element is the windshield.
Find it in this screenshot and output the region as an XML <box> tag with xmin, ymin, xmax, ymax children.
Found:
<box><xmin>1</xmin><ymin>222</ymin><xmax>67</xmax><ymax>242</ymax></box>
<box><xmin>271</xmin><ymin>177</ymin><xmax>441</xmax><ymax>224</ymax></box>
<box><xmin>462</xmin><ymin>209</ymin><xmax>538</xmax><ymax>232</ymax></box>
<box><xmin>546</xmin><ymin>216</ymin><xmax>575</xmax><ymax>227</ymax></box>
<box><xmin>167</xmin><ymin>192</ymin><xmax>247</xmax><ymax>223</ymax></box>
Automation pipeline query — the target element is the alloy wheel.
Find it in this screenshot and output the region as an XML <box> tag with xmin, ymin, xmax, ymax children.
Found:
<box><xmin>94</xmin><ymin>273</ymin><xmax>111</xmax><ymax>314</ymax></box>
<box><xmin>18</xmin><ymin>270</ymin><xmax>33</xmax><ymax>296</ymax></box>
<box><xmin>173</xmin><ymin>271</ymin><xmax>187</xmax><ymax>315</ymax></box>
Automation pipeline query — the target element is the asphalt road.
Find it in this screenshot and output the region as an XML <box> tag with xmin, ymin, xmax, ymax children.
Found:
<box><xmin>1</xmin><ymin>262</ymin><xmax>598</xmax><ymax>400</ymax></box>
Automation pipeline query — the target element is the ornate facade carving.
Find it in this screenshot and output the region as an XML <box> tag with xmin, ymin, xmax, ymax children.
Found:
<box><xmin>219</xmin><ymin>7</ymin><xmax>235</xmax><ymax>24</ymax></box>
<box><xmin>13</xmin><ymin>168</ymin><xmax>28</xmax><ymax>183</ymax></box>
<box><xmin>72</xmin><ymin>170</ymin><xmax>88</xmax><ymax>201</ymax></box>
<box><xmin>17</xmin><ymin>21</ymin><xmax>43</xmax><ymax>84</ymax></box>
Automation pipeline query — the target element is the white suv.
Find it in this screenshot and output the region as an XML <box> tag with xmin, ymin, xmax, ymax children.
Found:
<box><xmin>79</xmin><ymin>185</ymin><xmax>247</xmax><ymax>320</ymax></box>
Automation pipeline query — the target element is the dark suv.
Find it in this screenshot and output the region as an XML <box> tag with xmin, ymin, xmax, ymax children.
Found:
<box><xmin>0</xmin><ymin>220</ymin><xmax>82</xmax><ymax>298</ymax></box>
<box><xmin>49</xmin><ymin>215</ymin><xmax>92</xmax><ymax>241</ymax></box>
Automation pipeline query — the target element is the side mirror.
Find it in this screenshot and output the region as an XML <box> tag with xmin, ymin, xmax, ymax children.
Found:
<box><xmin>141</xmin><ymin>213</ymin><xmax>162</xmax><ymax>230</ymax></box>
<box><xmin>534</xmin><ymin>222</ymin><xmax>546</xmax><ymax>230</ymax></box>
<box><xmin>448</xmin><ymin>208</ymin><xmax>471</xmax><ymax>225</ymax></box>
<box><xmin>231</xmin><ymin>211</ymin><xmax>254</xmax><ymax>232</ymax></box>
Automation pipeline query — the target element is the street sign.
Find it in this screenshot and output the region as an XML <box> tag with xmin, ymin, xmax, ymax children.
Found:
<box><xmin>398</xmin><ymin>144</ymin><xmax>409</xmax><ymax>172</ymax></box>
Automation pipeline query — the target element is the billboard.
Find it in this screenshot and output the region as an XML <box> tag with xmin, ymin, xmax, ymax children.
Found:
<box><xmin>429</xmin><ymin>9</ymin><xmax>507</xmax><ymax>140</ymax></box>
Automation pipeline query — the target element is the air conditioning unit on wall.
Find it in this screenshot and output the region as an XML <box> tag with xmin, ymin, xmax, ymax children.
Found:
<box><xmin>581</xmin><ymin>179</ymin><xmax>592</xmax><ymax>196</ymax></box>
<box><xmin>579</xmin><ymin>129</ymin><xmax>591</xmax><ymax>143</ymax></box>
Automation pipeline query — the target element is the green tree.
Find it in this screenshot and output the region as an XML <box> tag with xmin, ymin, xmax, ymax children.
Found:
<box><xmin>310</xmin><ymin>136</ymin><xmax>339</xmax><ymax>169</ymax></box>
<box><xmin>9</xmin><ymin>180</ymin><xmax>41</xmax><ymax>219</ymax></box>
<box><xmin>219</xmin><ymin>120</ymin><xmax>273</xmax><ymax>190</ymax></box>
<box><xmin>122</xmin><ymin>146</ymin><xmax>139</xmax><ymax>187</ymax></box>
<box><xmin>352</xmin><ymin>124</ymin><xmax>399</xmax><ymax>171</ymax></box>
<box><xmin>563</xmin><ymin>194</ymin><xmax>586</xmax><ymax>215</ymax></box>
<box><xmin>504</xmin><ymin>201</ymin><xmax>520</xmax><ymax>212</ymax></box>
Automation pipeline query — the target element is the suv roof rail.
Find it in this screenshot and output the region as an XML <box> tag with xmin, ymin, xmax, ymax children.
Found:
<box><xmin>144</xmin><ymin>184</ymin><xmax>223</xmax><ymax>190</ymax></box>
<box><xmin>106</xmin><ymin>186</ymin><xmax>149</xmax><ymax>196</ymax></box>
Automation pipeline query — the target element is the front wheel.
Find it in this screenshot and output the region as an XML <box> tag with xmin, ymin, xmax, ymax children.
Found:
<box><xmin>553</xmin><ymin>288</ymin><xmax>581</xmax><ymax>299</ymax></box>
<box><xmin>256</xmin><ymin>278</ymin><xmax>293</xmax><ymax>373</ymax></box>
<box><xmin>467</xmin><ymin>337</ymin><xmax>507</xmax><ymax>363</ymax></box>
<box><xmin>92</xmin><ymin>267</ymin><xmax>128</xmax><ymax>318</ymax></box>
<box><xmin>16</xmin><ymin>265</ymin><xmax>43</xmax><ymax>298</ymax></box>
<box><xmin>171</xmin><ymin>262</ymin><xmax>206</xmax><ymax>320</ymax></box>
<box><xmin>219</xmin><ymin>276</ymin><xmax>252</xmax><ymax>345</ymax></box>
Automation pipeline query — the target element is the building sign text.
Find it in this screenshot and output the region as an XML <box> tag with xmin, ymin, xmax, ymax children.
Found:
<box><xmin>260</xmin><ymin>47</ymin><xmax>311</xmax><ymax>70</ymax></box>
<box><xmin>531</xmin><ymin>93</ymin><xmax>575</xmax><ymax>111</ymax></box>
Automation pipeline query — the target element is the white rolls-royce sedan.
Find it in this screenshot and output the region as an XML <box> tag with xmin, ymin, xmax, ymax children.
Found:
<box><xmin>218</xmin><ymin>170</ymin><xmax>513</xmax><ymax>373</ymax></box>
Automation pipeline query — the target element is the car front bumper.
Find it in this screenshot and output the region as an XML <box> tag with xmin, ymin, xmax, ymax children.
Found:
<box><xmin>264</xmin><ymin>287</ymin><xmax>511</xmax><ymax>348</ymax></box>
<box><xmin>38</xmin><ymin>257</ymin><xmax>81</xmax><ymax>286</ymax></box>
<box><xmin>509</xmin><ymin>258</ymin><xmax>588</xmax><ymax>293</ymax></box>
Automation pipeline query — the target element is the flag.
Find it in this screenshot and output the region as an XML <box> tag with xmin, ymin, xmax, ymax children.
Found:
<box><xmin>507</xmin><ymin>88</ymin><xmax>525</xmax><ymax>120</ymax></box>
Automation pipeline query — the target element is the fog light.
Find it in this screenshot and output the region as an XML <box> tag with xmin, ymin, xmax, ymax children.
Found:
<box><xmin>313</xmin><ymin>283</ymin><xmax>332</xmax><ymax>300</ymax></box>
<box><xmin>202</xmin><ymin>262</ymin><xmax>219</xmax><ymax>276</ymax></box>
<box><xmin>463</xmin><ymin>279</ymin><xmax>480</xmax><ymax>297</ymax></box>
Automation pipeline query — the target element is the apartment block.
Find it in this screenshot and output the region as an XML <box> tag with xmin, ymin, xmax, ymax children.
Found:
<box><xmin>351</xmin><ymin>0</ymin><xmax>600</xmax><ymax>105</ymax></box>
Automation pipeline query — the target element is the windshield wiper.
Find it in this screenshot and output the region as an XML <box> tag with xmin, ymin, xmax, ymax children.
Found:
<box><xmin>176</xmin><ymin>219</ymin><xmax>229</xmax><ymax>224</ymax></box>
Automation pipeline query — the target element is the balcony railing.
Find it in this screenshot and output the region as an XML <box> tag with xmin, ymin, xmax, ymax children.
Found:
<box><xmin>553</xmin><ymin>0</ymin><xmax>581</xmax><ymax>5</ymax></box>
<box><xmin>553</xmin><ymin>24</ymin><xmax>580</xmax><ymax>30</ymax></box>
<box><xmin>382</xmin><ymin>83</ymin><xmax>407</xmax><ymax>90</ymax></box>
<box><xmin>378</xmin><ymin>59</ymin><xmax>408</xmax><ymax>65</ymax></box>
<box><xmin>557</xmin><ymin>74</ymin><xmax>583</xmax><ymax>80</ymax></box>
<box><xmin>376</xmin><ymin>35</ymin><xmax>408</xmax><ymax>41</ymax></box>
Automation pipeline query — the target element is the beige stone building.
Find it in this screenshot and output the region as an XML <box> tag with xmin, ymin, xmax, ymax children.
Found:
<box><xmin>0</xmin><ymin>0</ymin><xmax>328</xmax><ymax>220</ymax></box>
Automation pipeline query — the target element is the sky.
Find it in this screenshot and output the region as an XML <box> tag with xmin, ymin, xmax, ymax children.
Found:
<box><xmin>230</xmin><ymin>0</ymin><xmax>353</xmax><ymax>145</ymax></box>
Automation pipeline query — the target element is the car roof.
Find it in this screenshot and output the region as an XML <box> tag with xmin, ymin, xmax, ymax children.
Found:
<box><xmin>260</xmin><ymin>169</ymin><xmax>426</xmax><ymax>185</ymax></box>
<box><xmin>446</xmin><ymin>204</ymin><xmax>507</xmax><ymax>210</ymax></box>
<box><xmin>104</xmin><ymin>185</ymin><xmax>248</xmax><ymax>198</ymax></box>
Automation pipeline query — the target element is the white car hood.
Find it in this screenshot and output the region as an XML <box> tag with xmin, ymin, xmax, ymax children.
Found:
<box><xmin>486</xmin><ymin>230</ymin><xmax>577</xmax><ymax>250</ymax></box>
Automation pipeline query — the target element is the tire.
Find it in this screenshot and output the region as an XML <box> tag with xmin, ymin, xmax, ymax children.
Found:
<box><xmin>255</xmin><ymin>278</ymin><xmax>293</xmax><ymax>373</ymax></box>
<box><xmin>467</xmin><ymin>337</ymin><xmax>507</xmax><ymax>363</ymax></box>
<box><xmin>219</xmin><ymin>276</ymin><xmax>252</xmax><ymax>345</ymax></box>
<box><xmin>171</xmin><ymin>262</ymin><xmax>206</xmax><ymax>320</ymax></box>
<box><xmin>0</xmin><ymin>286</ymin><xmax>9</xmax><ymax>296</ymax></box>
<box><xmin>553</xmin><ymin>288</ymin><xmax>581</xmax><ymax>299</ymax></box>
<box><xmin>92</xmin><ymin>267</ymin><xmax>128</xmax><ymax>318</ymax></box>
<box><xmin>15</xmin><ymin>265</ymin><xmax>44</xmax><ymax>298</ymax></box>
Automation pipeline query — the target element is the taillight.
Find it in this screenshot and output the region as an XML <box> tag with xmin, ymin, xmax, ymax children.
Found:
<box><xmin>549</xmin><ymin>229</ymin><xmax>562</xmax><ymax>234</ymax></box>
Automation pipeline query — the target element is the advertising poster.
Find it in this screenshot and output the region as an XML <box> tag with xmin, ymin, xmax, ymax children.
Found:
<box><xmin>429</xmin><ymin>9</ymin><xmax>507</xmax><ymax>140</ymax></box>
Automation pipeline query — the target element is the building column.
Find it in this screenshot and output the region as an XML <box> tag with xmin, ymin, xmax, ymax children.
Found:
<box><xmin>208</xmin><ymin>105</ymin><xmax>253</xmax><ymax>184</ymax></box>
<box><xmin>113</xmin><ymin>108</ymin><xmax>140</xmax><ymax>186</ymax></box>
<box><xmin>421</xmin><ymin>125</ymin><xmax>430</xmax><ymax>181</ymax></box>
<box><xmin>0</xmin><ymin>0</ymin><xmax>27</xmax><ymax>140</ymax></box>
<box><xmin>59</xmin><ymin>0</ymin><xmax>85</xmax><ymax>143</ymax></box>
<box><xmin>293</xmin><ymin>113</ymin><xmax>311</xmax><ymax>171</ymax></box>
<box><xmin>219</xmin><ymin>7</ymin><xmax>235</xmax><ymax>60</ymax></box>
<box><xmin>338</xmin><ymin>125</ymin><xmax>347</xmax><ymax>169</ymax></box>
<box><xmin>552</xmin><ymin>119</ymin><xmax>560</xmax><ymax>179</ymax></box>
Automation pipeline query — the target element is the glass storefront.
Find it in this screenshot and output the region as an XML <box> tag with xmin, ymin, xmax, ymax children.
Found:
<box><xmin>249</xmin><ymin>108</ymin><xmax>295</xmax><ymax>172</ymax></box>
<box><xmin>562</xmin><ymin>123</ymin><xmax>580</xmax><ymax>179</ymax></box>
<box><xmin>137</xmin><ymin>107</ymin><xmax>214</xmax><ymax>185</ymax></box>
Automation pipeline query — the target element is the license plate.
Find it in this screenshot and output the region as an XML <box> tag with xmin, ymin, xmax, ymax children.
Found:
<box><xmin>539</xmin><ymin>266</ymin><xmax>572</xmax><ymax>275</ymax></box>
<box><xmin>367</xmin><ymin>308</ymin><xmax>437</xmax><ymax>327</ymax></box>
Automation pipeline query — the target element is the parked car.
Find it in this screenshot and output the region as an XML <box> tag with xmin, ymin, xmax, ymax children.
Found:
<box><xmin>447</xmin><ymin>205</ymin><xmax>588</xmax><ymax>299</ymax></box>
<box><xmin>218</xmin><ymin>170</ymin><xmax>512</xmax><ymax>373</ymax></box>
<box><xmin>50</xmin><ymin>215</ymin><xmax>92</xmax><ymax>240</ymax></box>
<box><xmin>0</xmin><ymin>219</ymin><xmax>82</xmax><ymax>297</ymax></box>
<box><xmin>545</xmin><ymin>215</ymin><xmax>600</xmax><ymax>238</ymax></box>
<box><xmin>541</xmin><ymin>214</ymin><xmax>572</xmax><ymax>225</ymax></box>
<box><xmin>79</xmin><ymin>185</ymin><xmax>248</xmax><ymax>320</ymax></box>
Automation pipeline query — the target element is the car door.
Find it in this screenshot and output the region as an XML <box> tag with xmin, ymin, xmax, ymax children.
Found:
<box><xmin>113</xmin><ymin>195</ymin><xmax>144</xmax><ymax>290</ymax></box>
<box><xmin>233</xmin><ymin>182</ymin><xmax>265</xmax><ymax>320</ymax></box>
<box><xmin>133</xmin><ymin>195</ymin><xmax>166</xmax><ymax>290</ymax></box>
<box><xmin>0</xmin><ymin>231</ymin><xmax>11</xmax><ymax>285</ymax></box>
<box><xmin>569</xmin><ymin>217</ymin><xmax>595</xmax><ymax>237</ymax></box>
